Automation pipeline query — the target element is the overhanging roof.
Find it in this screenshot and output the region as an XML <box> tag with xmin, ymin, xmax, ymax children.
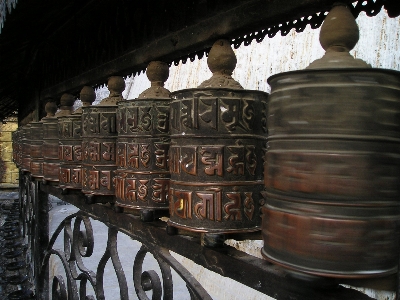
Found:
<box><xmin>0</xmin><ymin>0</ymin><xmax>398</xmax><ymax>123</ymax></box>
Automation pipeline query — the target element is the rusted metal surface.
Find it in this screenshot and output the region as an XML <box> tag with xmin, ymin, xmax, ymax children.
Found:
<box><xmin>262</xmin><ymin>68</ymin><xmax>400</xmax><ymax>278</ymax></box>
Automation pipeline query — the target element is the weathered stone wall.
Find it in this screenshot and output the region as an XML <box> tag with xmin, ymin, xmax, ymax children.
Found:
<box><xmin>0</xmin><ymin>116</ymin><xmax>18</xmax><ymax>187</ymax></box>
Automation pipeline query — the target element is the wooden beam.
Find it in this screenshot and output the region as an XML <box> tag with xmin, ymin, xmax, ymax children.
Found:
<box><xmin>40</xmin><ymin>0</ymin><xmax>345</xmax><ymax>99</ymax></box>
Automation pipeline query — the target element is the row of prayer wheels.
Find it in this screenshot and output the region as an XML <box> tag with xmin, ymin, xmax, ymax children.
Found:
<box><xmin>12</xmin><ymin>4</ymin><xmax>400</xmax><ymax>280</ymax></box>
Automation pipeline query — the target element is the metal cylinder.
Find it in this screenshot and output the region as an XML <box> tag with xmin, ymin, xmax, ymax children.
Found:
<box><xmin>168</xmin><ymin>88</ymin><xmax>268</xmax><ymax>233</ymax></box>
<box><xmin>42</xmin><ymin>115</ymin><xmax>60</xmax><ymax>183</ymax></box>
<box><xmin>58</xmin><ymin>114</ymin><xmax>83</xmax><ymax>190</ymax></box>
<box><xmin>81</xmin><ymin>78</ymin><xmax>124</xmax><ymax>202</ymax></box>
<box><xmin>20</xmin><ymin>124</ymin><xmax>31</xmax><ymax>173</ymax></box>
<box><xmin>262</xmin><ymin>69</ymin><xmax>400</xmax><ymax>278</ymax></box>
<box><xmin>115</xmin><ymin>97</ymin><xmax>170</xmax><ymax>213</ymax></box>
<box><xmin>29</xmin><ymin>121</ymin><xmax>44</xmax><ymax>179</ymax></box>
<box><xmin>82</xmin><ymin>105</ymin><xmax>118</xmax><ymax>200</ymax></box>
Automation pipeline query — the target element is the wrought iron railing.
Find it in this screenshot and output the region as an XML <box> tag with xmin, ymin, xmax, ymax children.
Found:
<box><xmin>12</xmin><ymin>174</ymin><xmax>384</xmax><ymax>300</ymax></box>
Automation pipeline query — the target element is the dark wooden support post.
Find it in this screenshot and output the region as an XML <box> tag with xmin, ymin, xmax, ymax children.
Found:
<box><xmin>35</xmin><ymin>180</ymin><xmax>49</xmax><ymax>299</ymax></box>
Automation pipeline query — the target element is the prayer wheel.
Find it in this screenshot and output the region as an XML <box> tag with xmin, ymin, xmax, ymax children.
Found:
<box><xmin>261</xmin><ymin>4</ymin><xmax>400</xmax><ymax>278</ymax></box>
<box><xmin>82</xmin><ymin>76</ymin><xmax>125</xmax><ymax>203</ymax></box>
<box><xmin>168</xmin><ymin>40</ymin><xmax>268</xmax><ymax>233</ymax></box>
<box><xmin>29</xmin><ymin>120</ymin><xmax>44</xmax><ymax>179</ymax></box>
<box><xmin>41</xmin><ymin>101</ymin><xmax>58</xmax><ymax>182</ymax></box>
<box><xmin>20</xmin><ymin>124</ymin><xmax>31</xmax><ymax>173</ymax></box>
<box><xmin>115</xmin><ymin>62</ymin><xmax>171</xmax><ymax>220</ymax></box>
<box><xmin>43</xmin><ymin>96</ymin><xmax>74</xmax><ymax>184</ymax></box>
<box><xmin>59</xmin><ymin>87</ymin><xmax>95</xmax><ymax>191</ymax></box>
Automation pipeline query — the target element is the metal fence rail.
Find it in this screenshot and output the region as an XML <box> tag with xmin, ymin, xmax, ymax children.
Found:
<box><xmin>11</xmin><ymin>175</ymin><xmax>377</xmax><ymax>299</ymax></box>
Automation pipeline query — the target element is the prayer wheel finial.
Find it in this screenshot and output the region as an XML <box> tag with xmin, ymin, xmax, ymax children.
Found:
<box><xmin>138</xmin><ymin>61</ymin><xmax>170</xmax><ymax>99</ymax></box>
<box><xmin>56</xmin><ymin>93</ymin><xmax>75</xmax><ymax>117</ymax></box>
<box><xmin>80</xmin><ymin>86</ymin><xmax>96</xmax><ymax>107</ymax></box>
<box><xmin>199</xmin><ymin>39</ymin><xmax>243</xmax><ymax>89</ymax></box>
<box><xmin>307</xmin><ymin>3</ymin><xmax>370</xmax><ymax>69</ymax></box>
<box><xmin>44</xmin><ymin>101</ymin><xmax>57</xmax><ymax>118</ymax></box>
<box><xmin>74</xmin><ymin>86</ymin><xmax>96</xmax><ymax>114</ymax></box>
<box><xmin>99</xmin><ymin>76</ymin><xmax>125</xmax><ymax>105</ymax></box>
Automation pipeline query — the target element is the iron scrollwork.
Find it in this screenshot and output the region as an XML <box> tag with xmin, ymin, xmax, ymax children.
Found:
<box><xmin>40</xmin><ymin>212</ymin><xmax>212</xmax><ymax>299</ymax></box>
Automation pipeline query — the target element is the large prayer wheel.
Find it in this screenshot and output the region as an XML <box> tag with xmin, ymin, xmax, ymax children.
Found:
<box><xmin>82</xmin><ymin>77</ymin><xmax>125</xmax><ymax>203</ymax></box>
<box><xmin>43</xmin><ymin>96</ymin><xmax>74</xmax><ymax>184</ymax></box>
<box><xmin>115</xmin><ymin>62</ymin><xmax>170</xmax><ymax>219</ymax></box>
<box><xmin>29</xmin><ymin>121</ymin><xmax>44</xmax><ymax>179</ymax></box>
<box><xmin>20</xmin><ymin>124</ymin><xmax>31</xmax><ymax>173</ymax></box>
<box><xmin>168</xmin><ymin>40</ymin><xmax>268</xmax><ymax>233</ymax></box>
<box><xmin>261</xmin><ymin>4</ymin><xmax>400</xmax><ymax>278</ymax></box>
<box><xmin>59</xmin><ymin>87</ymin><xmax>95</xmax><ymax>191</ymax></box>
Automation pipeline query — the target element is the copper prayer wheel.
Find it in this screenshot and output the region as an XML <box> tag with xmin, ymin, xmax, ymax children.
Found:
<box><xmin>261</xmin><ymin>4</ymin><xmax>400</xmax><ymax>278</ymax></box>
<box><xmin>29</xmin><ymin>121</ymin><xmax>44</xmax><ymax>179</ymax></box>
<box><xmin>20</xmin><ymin>124</ymin><xmax>31</xmax><ymax>173</ymax></box>
<box><xmin>115</xmin><ymin>62</ymin><xmax>171</xmax><ymax>219</ymax></box>
<box><xmin>42</xmin><ymin>101</ymin><xmax>60</xmax><ymax>183</ymax></box>
<box><xmin>43</xmin><ymin>97</ymin><xmax>74</xmax><ymax>184</ymax></box>
<box><xmin>59</xmin><ymin>87</ymin><xmax>95</xmax><ymax>191</ymax></box>
<box><xmin>168</xmin><ymin>40</ymin><xmax>268</xmax><ymax>233</ymax></box>
<box><xmin>82</xmin><ymin>77</ymin><xmax>125</xmax><ymax>203</ymax></box>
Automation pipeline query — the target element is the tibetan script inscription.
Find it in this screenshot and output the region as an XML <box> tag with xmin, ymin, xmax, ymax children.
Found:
<box><xmin>154</xmin><ymin>143</ymin><xmax>169</xmax><ymax>170</ymax></box>
<box><xmin>220</xmin><ymin>97</ymin><xmax>255</xmax><ymax>132</ymax></box>
<box><xmin>83</xmin><ymin>142</ymin><xmax>116</xmax><ymax>163</ymax></box>
<box><xmin>83</xmin><ymin>110</ymin><xmax>117</xmax><ymax>136</ymax></box>
<box><xmin>170</xmin><ymin>188</ymin><xmax>257</xmax><ymax>222</ymax></box>
<box><xmin>156</xmin><ymin>106</ymin><xmax>169</xmax><ymax>133</ymax></box>
<box><xmin>84</xmin><ymin>169</ymin><xmax>114</xmax><ymax>191</ymax></box>
<box><xmin>83</xmin><ymin>111</ymin><xmax>100</xmax><ymax>134</ymax></box>
<box><xmin>71</xmin><ymin>169</ymin><xmax>81</xmax><ymax>184</ymax></box>
<box><xmin>171</xmin><ymin>93</ymin><xmax>260</xmax><ymax>133</ymax></box>
<box><xmin>116</xmin><ymin>142</ymin><xmax>169</xmax><ymax>170</ymax></box>
<box><xmin>200</xmin><ymin>147</ymin><xmax>223</xmax><ymax>176</ymax></box>
<box><xmin>152</xmin><ymin>179</ymin><xmax>169</xmax><ymax>203</ymax></box>
<box><xmin>59</xmin><ymin>168</ymin><xmax>70</xmax><ymax>184</ymax></box>
<box><xmin>169</xmin><ymin>142</ymin><xmax>259</xmax><ymax>178</ymax></box>
<box><xmin>194</xmin><ymin>188</ymin><xmax>222</xmax><ymax>221</ymax></box>
<box><xmin>115</xmin><ymin>176</ymin><xmax>169</xmax><ymax>206</ymax></box>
